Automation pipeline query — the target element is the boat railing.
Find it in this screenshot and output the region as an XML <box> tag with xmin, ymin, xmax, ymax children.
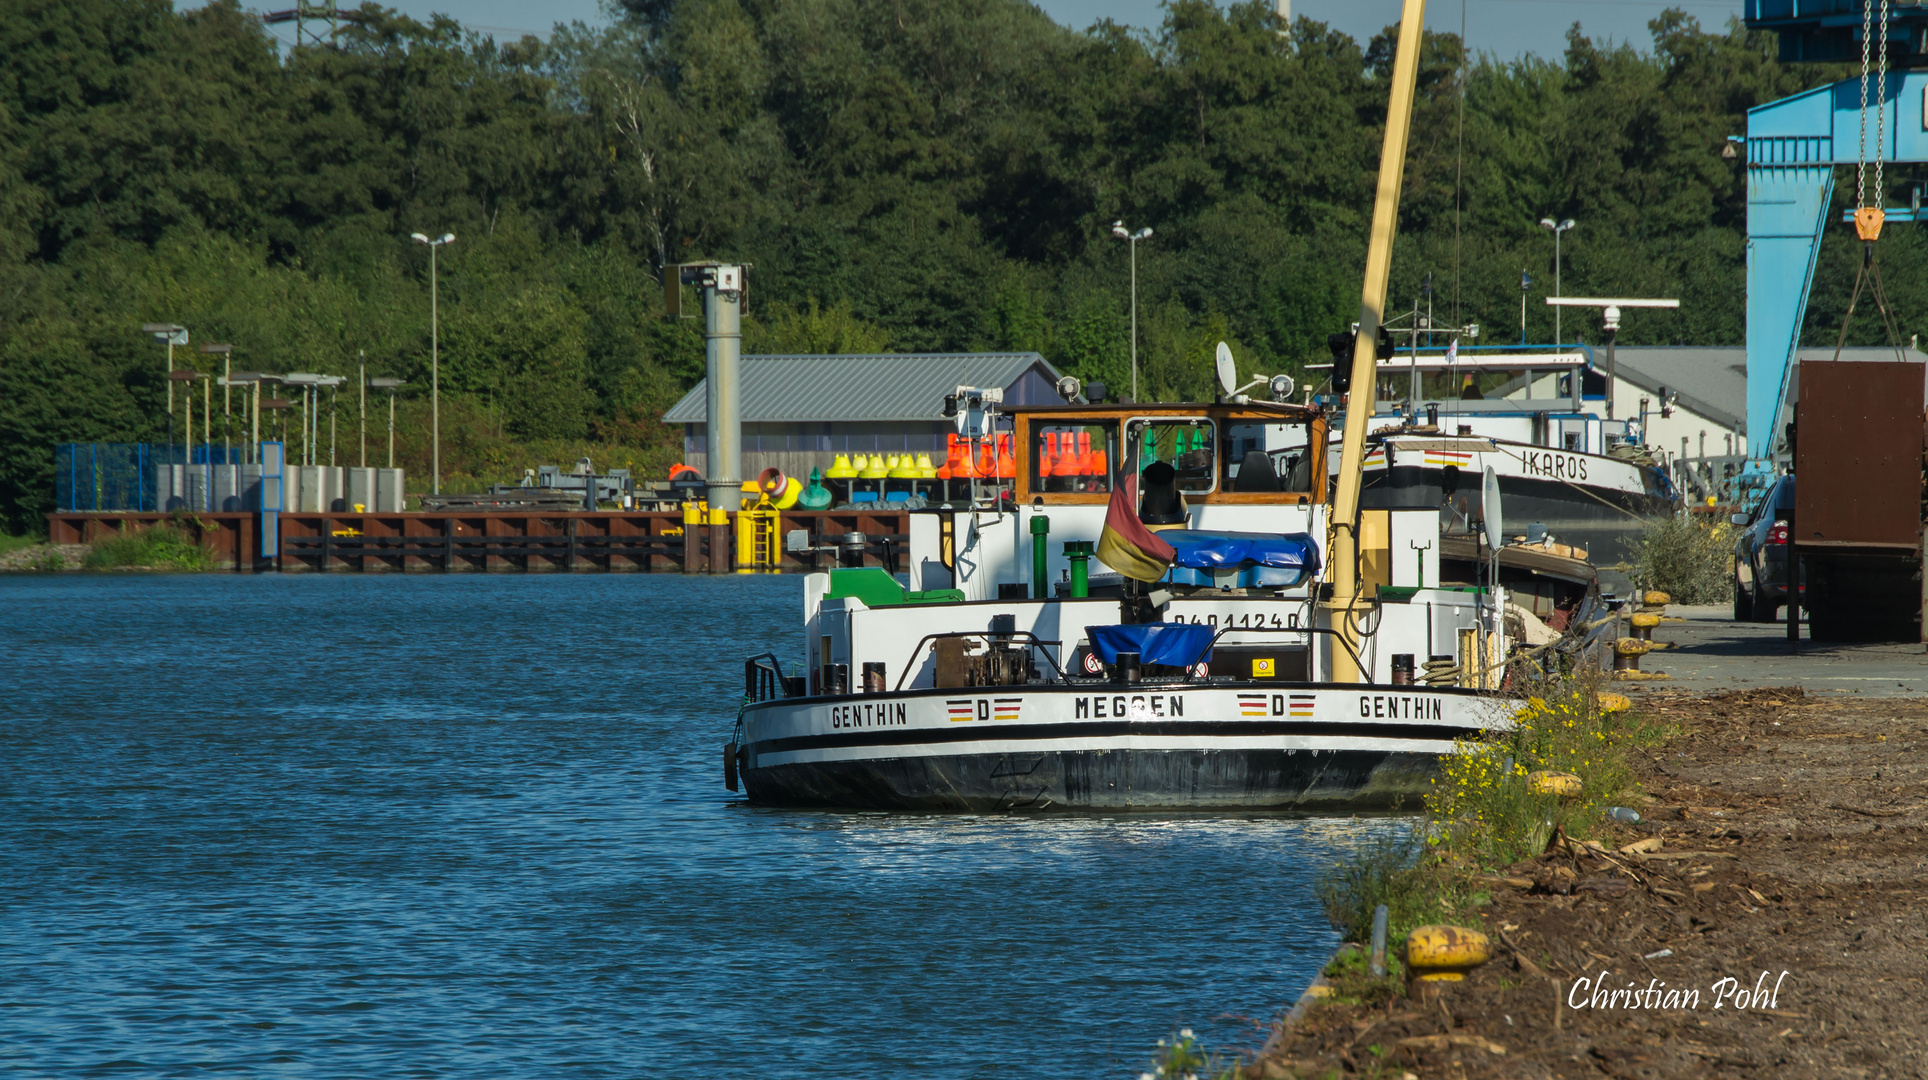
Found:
<box><xmin>744</xmin><ymin>653</ymin><xmax>805</xmax><ymax>702</ymax></box>
<box><xmin>894</xmin><ymin>631</ymin><xmax>1066</xmax><ymax>691</ymax></box>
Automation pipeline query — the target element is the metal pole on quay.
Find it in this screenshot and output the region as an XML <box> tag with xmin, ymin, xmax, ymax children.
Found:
<box><xmin>672</xmin><ymin>262</ymin><xmax>747</xmax><ymax>574</ymax></box>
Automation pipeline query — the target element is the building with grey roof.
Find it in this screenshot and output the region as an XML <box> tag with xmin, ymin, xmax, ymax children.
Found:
<box><xmin>663</xmin><ymin>352</ymin><xmax>1066</xmax><ymax>480</ymax></box>
<box><xmin>1608</xmin><ymin>345</ymin><xmax>1924</xmax><ymax>466</ymax></box>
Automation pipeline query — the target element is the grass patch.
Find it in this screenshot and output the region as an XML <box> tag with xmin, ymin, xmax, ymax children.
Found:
<box><xmin>1315</xmin><ymin>672</ymin><xmax>1672</xmax><ymax>949</ymax></box>
<box><xmin>0</xmin><ymin>531</ymin><xmax>46</xmax><ymax>557</ymax></box>
<box><xmin>1630</xmin><ymin>513</ymin><xmax>1733</xmax><ymax>604</ymax></box>
<box><xmin>81</xmin><ymin>524</ymin><xmax>215</xmax><ymax>571</ymax></box>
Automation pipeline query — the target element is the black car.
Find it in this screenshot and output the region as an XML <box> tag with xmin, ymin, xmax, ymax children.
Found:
<box><xmin>1731</xmin><ymin>475</ymin><xmax>1796</xmax><ymax>622</ymax></box>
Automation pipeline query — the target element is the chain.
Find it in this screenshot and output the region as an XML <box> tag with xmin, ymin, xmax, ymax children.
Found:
<box><xmin>1859</xmin><ymin>0</ymin><xmax>1872</xmax><ymax>209</ymax></box>
<box><xmin>1877</xmin><ymin>0</ymin><xmax>1890</xmax><ymax>206</ymax></box>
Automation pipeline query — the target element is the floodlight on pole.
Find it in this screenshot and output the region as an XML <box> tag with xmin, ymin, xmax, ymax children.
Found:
<box><xmin>1538</xmin><ymin>217</ymin><xmax>1576</xmax><ymax>344</ymax></box>
<box><xmin>411</xmin><ymin>231</ymin><xmax>455</xmax><ymax>494</ymax></box>
<box><xmin>201</xmin><ymin>344</ymin><xmax>234</xmax><ymax>454</ymax></box>
<box><xmin>316</xmin><ymin>374</ymin><xmax>346</xmax><ymax>467</ymax></box>
<box><xmin>1109</xmin><ymin>220</ymin><xmax>1153</xmax><ymax>401</ymax></box>
<box><xmin>144</xmin><ymin>322</ymin><xmax>188</xmax><ymax>440</ymax></box>
<box><xmin>1546</xmin><ymin>295</ymin><xmax>1680</xmax><ymax>421</ymax></box>
<box><xmin>369</xmin><ymin>377</ymin><xmax>405</xmax><ymax>469</ymax></box>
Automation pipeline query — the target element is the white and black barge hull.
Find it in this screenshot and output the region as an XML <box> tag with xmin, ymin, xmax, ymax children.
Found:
<box><xmin>737</xmin><ymin>684</ymin><xmax>1509</xmax><ymax>811</ymax></box>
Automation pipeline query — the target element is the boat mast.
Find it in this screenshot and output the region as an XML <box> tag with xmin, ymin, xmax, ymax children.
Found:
<box><xmin>1326</xmin><ymin>0</ymin><xmax>1428</xmax><ymax>683</ymax></box>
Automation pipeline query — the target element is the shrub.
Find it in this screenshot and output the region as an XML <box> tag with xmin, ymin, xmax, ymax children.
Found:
<box><xmin>1630</xmin><ymin>513</ymin><xmax>1733</xmax><ymax>604</ymax></box>
<box><xmin>82</xmin><ymin>524</ymin><xmax>214</xmax><ymax>571</ymax></box>
<box><xmin>1426</xmin><ymin>676</ymin><xmax>1665</xmax><ymax>869</ymax></box>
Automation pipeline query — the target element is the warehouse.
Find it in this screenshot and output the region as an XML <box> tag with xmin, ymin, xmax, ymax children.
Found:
<box><xmin>664</xmin><ymin>352</ymin><xmax>1068</xmax><ymax>481</ymax></box>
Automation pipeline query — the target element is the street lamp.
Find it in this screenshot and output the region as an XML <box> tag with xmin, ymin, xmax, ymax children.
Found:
<box><xmin>227</xmin><ymin>373</ymin><xmax>267</xmax><ymax>462</ymax></box>
<box><xmin>1109</xmin><ymin>220</ymin><xmax>1153</xmax><ymax>401</ymax></box>
<box><xmin>201</xmin><ymin>343</ymin><xmax>233</xmax><ymax>460</ymax></box>
<box><xmin>1519</xmin><ymin>270</ymin><xmax>1532</xmax><ymax>346</ymax></box>
<box><xmin>316</xmin><ymin>374</ymin><xmax>346</xmax><ymax>466</ymax></box>
<box><xmin>410</xmin><ymin>231</ymin><xmax>455</xmax><ymax>494</ymax></box>
<box><xmin>1538</xmin><ymin>217</ymin><xmax>1576</xmax><ymax>343</ymax></box>
<box><xmin>369</xmin><ymin>378</ymin><xmax>406</xmax><ymax>469</ymax></box>
<box><xmin>143</xmin><ymin>323</ymin><xmax>188</xmax><ymax>446</ymax></box>
<box><xmin>283</xmin><ymin>373</ymin><xmax>321</xmax><ymax>465</ymax></box>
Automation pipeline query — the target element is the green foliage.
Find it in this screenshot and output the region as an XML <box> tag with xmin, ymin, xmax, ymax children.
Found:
<box><xmin>1631</xmin><ymin>513</ymin><xmax>1735</xmax><ymax>603</ymax></box>
<box><xmin>1426</xmin><ymin>678</ymin><xmax>1667</xmax><ymax>869</ymax></box>
<box><xmin>1316</xmin><ymin>827</ymin><xmax>1451</xmax><ymax>947</ymax></box>
<box><xmin>0</xmin><ymin>0</ymin><xmax>1892</xmax><ymax>531</ymax></box>
<box><xmin>81</xmin><ymin>523</ymin><xmax>214</xmax><ymax>570</ymax></box>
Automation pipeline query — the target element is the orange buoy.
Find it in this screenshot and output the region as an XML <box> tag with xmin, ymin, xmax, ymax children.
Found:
<box><xmin>1051</xmin><ymin>431</ymin><xmax>1080</xmax><ymax>479</ymax></box>
<box><xmin>995</xmin><ymin>433</ymin><xmax>1016</xmax><ymax>479</ymax></box>
<box><xmin>1037</xmin><ymin>431</ymin><xmax>1056</xmax><ymax>479</ymax></box>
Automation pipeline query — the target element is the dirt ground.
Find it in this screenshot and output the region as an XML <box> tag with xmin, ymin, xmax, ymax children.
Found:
<box><xmin>1249</xmin><ymin>687</ymin><xmax>1928</xmax><ymax>1079</ymax></box>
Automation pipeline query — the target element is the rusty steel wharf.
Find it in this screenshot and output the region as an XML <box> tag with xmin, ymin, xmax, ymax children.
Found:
<box><xmin>43</xmin><ymin>509</ymin><xmax>913</xmax><ymax>574</ymax></box>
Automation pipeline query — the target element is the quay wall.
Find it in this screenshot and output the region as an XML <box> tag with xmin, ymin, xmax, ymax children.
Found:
<box><xmin>45</xmin><ymin>510</ymin><xmax>916</xmax><ymax>574</ymax></box>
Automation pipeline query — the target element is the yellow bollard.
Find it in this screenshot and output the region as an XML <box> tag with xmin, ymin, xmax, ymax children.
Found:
<box><xmin>1405</xmin><ymin>925</ymin><xmax>1491</xmax><ymax>982</ymax></box>
<box><xmin>1527</xmin><ymin>770</ymin><xmax>1583</xmax><ymax>797</ymax></box>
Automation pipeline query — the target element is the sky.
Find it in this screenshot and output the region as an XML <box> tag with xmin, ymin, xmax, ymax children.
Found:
<box><xmin>230</xmin><ymin>0</ymin><xmax>1749</xmax><ymax>60</ymax></box>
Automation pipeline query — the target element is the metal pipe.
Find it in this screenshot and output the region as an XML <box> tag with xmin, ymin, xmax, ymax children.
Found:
<box><xmin>1030</xmin><ymin>512</ymin><xmax>1051</xmax><ymax>598</ymax></box>
<box><xmin>1065</xmin><ymin>540</ymin><xmax>1092</xmax><ymax>598</ymax></box>
<box><xmin>1326</xmin><ymin>0</ymin><xmax>1428</xmax><ymax>683</ymax></box>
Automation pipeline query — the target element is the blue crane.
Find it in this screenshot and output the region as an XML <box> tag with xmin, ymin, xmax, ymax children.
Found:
<box><xmin>1743</xmin><ymin>1</ymin><xmax>1928</xmax><ymax>470</ymax></box>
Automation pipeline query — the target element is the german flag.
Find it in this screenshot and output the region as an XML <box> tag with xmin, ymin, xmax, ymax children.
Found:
<box><xmin>1095</xmin><ymin>465</ymin><xmax>1175</xmax><ymax>582</ymax></box>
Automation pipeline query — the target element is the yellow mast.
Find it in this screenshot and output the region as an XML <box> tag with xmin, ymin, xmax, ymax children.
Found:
<box><xmin>1326</xmin><ymin>0</ymin><xmax>1428</xmax><ymax>682</ymax></box>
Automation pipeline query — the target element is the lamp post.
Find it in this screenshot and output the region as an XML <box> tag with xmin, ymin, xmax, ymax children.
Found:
<box><xmin>1519</xmin><ymin>270</ymin><xmax>1531</xmax><ymax>346</ymax></box>
<box><xmin>284</xmin><ymin>373</ymin><xmax>320</xmax><ymax>465</ymax></box>
<box><xmin>317</xmin><ymin>375</ymin><xmax>345</xmax><ymax>465</ymax></box>
<box><xmin>201</xmin><ymin>344</ymin><xmax>233</xmax><ymax>461</ymax></box>
<box><xmin>357</xmin><ymin>350</ymin><xmax>366</xmax><ymax>468</ymax></box>
<box><xmin>369</xmin><ymin>378</ymin><xmax>406</xmax><ymax>469</ymax></box>
<box><xmin>1538</xmin><ymin>217</ymin><xmax>1575</xmax><ymax>343</ymax></box>
<box><xmin>143</xmin><ymin>323</ymin><xmax>188</xmax><ymax>448</ymax></box>
<box><xmin>410</xmin><ymin>231</ymin><xmax>455</xmax><ymax>494</ymax></box>
<box><xmin>1109</xmin><ymin>221</ymin><xmax>1153</xmax><ymax>401</ymax></box>
<box><xmin>228</xmin><ymin>373</ymin><xmax>263</xmax><ymax>463</ymax></box>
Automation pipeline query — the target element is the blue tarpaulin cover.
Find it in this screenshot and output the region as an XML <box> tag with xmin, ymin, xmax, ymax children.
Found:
<box><xmin>1159</xmin><ymin>530</ymin><xmax>1321</xmax><ymax>575</ymax></box>
<box><xmin>1084</xmin><ymin>622</ymin><xmax>1216</xmax><ymax>667</ymax></box>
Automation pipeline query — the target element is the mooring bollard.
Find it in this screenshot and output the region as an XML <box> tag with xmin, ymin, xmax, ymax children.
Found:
<box><xmin>1369</xmin><ymin>903</ymin><xmax>1389</xmax><ymax>977</ymax></box>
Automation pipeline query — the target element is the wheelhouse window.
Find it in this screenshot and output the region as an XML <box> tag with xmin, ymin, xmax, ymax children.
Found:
<box><xmin>1028</xmin><ymin>421</ymin><xmax>1116</xmax><ymax>493</ymax></box>
<box><xmin>1222</xmin><ymin>421</ymin><xmax>1312</xmax><ymax>493</ymax></box>
<box><xmin>1132</xmin><ymin>418</ymin><xmax>1217</xmax><ymax>495</ymax></box>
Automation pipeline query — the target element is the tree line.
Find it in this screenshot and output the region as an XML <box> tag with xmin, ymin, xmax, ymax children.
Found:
<box><xmin>0</xmin><ymin>0</ymin><xmax>1912</xmax><ymax>531</ymax></box>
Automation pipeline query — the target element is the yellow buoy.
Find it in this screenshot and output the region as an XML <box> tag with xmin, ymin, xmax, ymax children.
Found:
<box><xmin>887</xmin><ymin>453</ymin><xmax>918</xmax><ymax>479</ymax></box>
<box><xmin>914</xmin><ymin>452</ymin><xmax>937</xmax><ymax>478</ymax></box>
<box><xmin>1527</xmin><ymin>770</ymin><xmax>1583</xmax><ymax>797</ymax></box>
<box><xmin>860</xmin><ymin>454</ymin><xmax>889</xmax><ymax>479</ymax></box>
<box><xmin>1598</xmin><ymin>692</ymin><xmax>1632</xmax><ymax>714</ymax></box>
<box><xmin>1405</xmin><ymin>925</ymin><xmax>1491</xmax><ymax>981</ymax></box>
<box><xmin>825</xmin><ymin>454</ymin><xmax>857</xmax><ymax>479</ymax></box>
<box><xmin>772</xmin><ymin>476</ymin><xmax>802</xmax><ymax>509</ymax></box>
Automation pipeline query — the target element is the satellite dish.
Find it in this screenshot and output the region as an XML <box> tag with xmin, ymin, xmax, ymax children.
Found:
<box><xmin>1214</xmin><ymin>341</ymin><xmax>1237</xmax><ymax>398</ymax></box>
<box><xmin>1481</xmin><ymin>466</ymin><xmax>1503</xmax><ymax>552</ymax></box>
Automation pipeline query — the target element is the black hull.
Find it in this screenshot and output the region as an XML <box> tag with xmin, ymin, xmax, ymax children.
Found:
<box><xmin>1363</xmin><ymin>465</ymin><xmax>1674</xmax><ymax>591</ymax></box>
<box><xmin>742</xmin><ymin>748</ymin><xmax>1440</xmax><ymax>812</ymax></box>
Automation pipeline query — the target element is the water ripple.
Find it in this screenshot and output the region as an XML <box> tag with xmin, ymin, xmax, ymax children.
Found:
<box><xmin>0</xmin><ymin>573</ymin><xmax>1376</xmax><ymax>1078</ymax></box>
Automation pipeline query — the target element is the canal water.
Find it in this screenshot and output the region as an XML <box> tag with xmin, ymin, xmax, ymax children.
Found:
<box><xmin>1</xmin><ymin>574</ymin><xmax>1380</xmax><ymax>1078</ymax></box>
